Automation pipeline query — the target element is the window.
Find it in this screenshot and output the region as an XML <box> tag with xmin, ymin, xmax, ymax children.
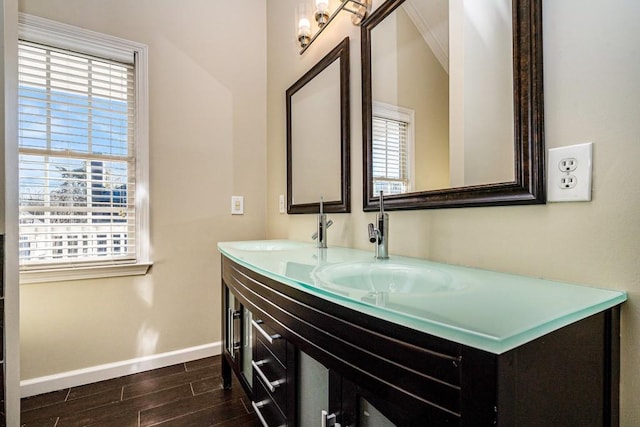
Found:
<box><xmin>18</xmin><ymin>14</ymin><xmax>150</xmax><ymax>283</ymax></box>
<box><xmin>372</xmin><ymin>101</ymin><xmax>415</xmax><ymax>195</ymax></box>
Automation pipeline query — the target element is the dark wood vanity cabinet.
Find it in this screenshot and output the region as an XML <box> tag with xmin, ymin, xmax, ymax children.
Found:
<box><xmin>221</xmin><ymin>256</ymin><xmax>621</xmax><ymax>426</ymax></box>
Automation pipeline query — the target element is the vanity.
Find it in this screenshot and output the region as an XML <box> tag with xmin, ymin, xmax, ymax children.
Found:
<box><xmin>219</xmin><ymin>240</ymin><xmax>626</xmax><ymax>426</ymax></box>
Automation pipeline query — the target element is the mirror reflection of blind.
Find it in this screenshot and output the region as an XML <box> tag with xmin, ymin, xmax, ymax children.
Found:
<box><xmin>18</xmin><ymin>40</ymin><xmax>137</xmax><ymax>267</ymax></box>
<box><xmin>372</xmin><ymin>116</ymin><xmax>409</xmax><ymax>195</ymax></box>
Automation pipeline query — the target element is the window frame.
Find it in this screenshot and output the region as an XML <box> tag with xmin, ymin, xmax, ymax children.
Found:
<box><xmin>18</xmin><ymin>13</ymin><xmax>151</xmax><ymax>284</ymax></box>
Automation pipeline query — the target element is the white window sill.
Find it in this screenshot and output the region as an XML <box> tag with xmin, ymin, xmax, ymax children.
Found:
<box><xmin>20</xmin><ymin>262</ymin><xmax>153</xmax><ymax>284</ymax></box>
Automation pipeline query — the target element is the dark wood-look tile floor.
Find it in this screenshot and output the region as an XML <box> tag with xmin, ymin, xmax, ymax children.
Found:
<box><xmin>20</xmin><ymin>355</ymin><xmax>261</xmax><ymax>427</ymax></box>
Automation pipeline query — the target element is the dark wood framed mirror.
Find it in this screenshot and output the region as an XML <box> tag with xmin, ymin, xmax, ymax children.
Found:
<box><xmin>287</xmin><ymin>37</ymin><xmax>351</xmax><ymax>214</ymax></box>
<box><xmin>362</xmin><ymin>0</ymin><xmax>544</xmax><ymax>211</ymax></box>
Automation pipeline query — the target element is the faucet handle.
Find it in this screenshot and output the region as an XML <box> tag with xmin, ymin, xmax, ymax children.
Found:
<box><xmin>312</xmin><ymin>219</ymin><xmax>333</xmax><ymax>240</ymax></box>
<box><xmin>367</xmin><ymin>223</ymin><xmax>378</xmax><ymax>243</ymax></box>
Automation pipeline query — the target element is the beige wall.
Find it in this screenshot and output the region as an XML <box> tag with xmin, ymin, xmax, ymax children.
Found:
<box><xmin>266</xmin><ymin>0</ymin><xmax>640</xmax><ymax>425</ymax></box>
<box><xmin>18</xmin><ymin>0</ymin><xmax>267</xmax><ymax>379</ymax></box>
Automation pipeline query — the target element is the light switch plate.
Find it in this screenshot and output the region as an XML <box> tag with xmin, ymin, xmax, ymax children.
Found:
<box><xmin>547</xmin><ymin>142</ymin><xmax>593</xmax><ymax>202</ymax></box>
<box><xmin>231</xmin><ymin>196</ymin><xmax>244</xmax><ymax>215</ymax></box>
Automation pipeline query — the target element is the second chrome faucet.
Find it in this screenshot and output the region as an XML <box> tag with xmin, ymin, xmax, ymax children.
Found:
<box><xmin>368</xmin><ymin>191</ymin><xmax>389</xmax><ymax>259</ymax></box>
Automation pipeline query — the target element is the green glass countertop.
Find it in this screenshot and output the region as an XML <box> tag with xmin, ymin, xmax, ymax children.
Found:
<box><xmin>217</xmin><ymin>240</ymin><xmax>627</xmax><ymax>354</ymax></box>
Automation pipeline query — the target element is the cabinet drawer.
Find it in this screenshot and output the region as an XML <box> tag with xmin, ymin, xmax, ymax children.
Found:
<box><xmin>253</xmin><ymin>318</ymin><xmax>286</xmax><ymax>363</ymax></box>
<box><xmin>253</xmin><ymin>374</ymin><xmax>287</xmax><ymax>427</ymax></box>
<box><xmin>254</xmin><ymin>338</ymin><xmax>287</xmax><ymax>413</ymax></box>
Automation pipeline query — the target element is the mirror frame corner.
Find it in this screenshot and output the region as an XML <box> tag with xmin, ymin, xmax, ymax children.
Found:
<box><xmin>361</xmin><ymin>0</ymin><xmax>545</xmax><ymax>211</ymax></box>
<box><xmin>286</xmin><ymin>37</ymin><xmax>351</xmax><ymax>214</ymax></box>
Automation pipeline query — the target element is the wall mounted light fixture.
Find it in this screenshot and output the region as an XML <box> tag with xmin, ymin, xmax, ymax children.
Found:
<box><xmin>297</xmin><ymin>0</ymin><xmax>372</xmax><ymax>54</ymax></box>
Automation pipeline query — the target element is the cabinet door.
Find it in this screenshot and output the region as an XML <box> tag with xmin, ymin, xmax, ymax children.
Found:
<box><xmin>225</xmin><ymin>289</ymin><xmax>241</xmax><ymax>363</ymax></box>
<box><xmin>241</xmin><ymin>307</ymin><xmax>253</xmax><ymax>388</ymax></box>
<box><xmin>223</xmin><ymin>286</ymin><xmax>254</xmax><ymax>393</ymax></box>
<box><xmin>337</xmin><ymin>377</ymin><xmax>415</xmax><ymax>427</ymax></box>
<box><xmin>296</xmin><ymin>359</ymin><xmax>399</xmax><ymax>427</ymax></box>
<box><xmin>298</xmin><ymin>350</ymin><xmax>330</xmax><ymax>427</ymax></box>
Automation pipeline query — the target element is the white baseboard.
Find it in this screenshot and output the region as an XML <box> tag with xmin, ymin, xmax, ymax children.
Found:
<box><xmin>20</xmin><ymin>341</ymin><xmax>222</xmax><ymax>398</ymax></box>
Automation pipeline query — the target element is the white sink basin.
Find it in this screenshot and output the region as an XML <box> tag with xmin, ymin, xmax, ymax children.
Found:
<box><xmin>314</xmin><ymin>261</ymin><xmax>463</xmax><ymax>294</ymax></box>
<box><xmin>224</xmin><ymin>240</ymin><xmax>309</xmax><ymax>252</ymax></box>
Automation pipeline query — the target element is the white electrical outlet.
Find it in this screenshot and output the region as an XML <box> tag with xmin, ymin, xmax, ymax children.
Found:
<box><xmin>560</xmin><ymin>175</ymin><xmax>577</xmax><ymax>189</ymax></box>
<box><xmin>231</xmin><ymin>196</ymin><xmax>244</xmax><ymax>215</ymax></box>
<box><xmin>547</xmin><ymin>142</ymin><xmax>593</xmax><ymax>202</ymax></box>
<box><xmin>279</xmin><ymin>194</ymin><xmax>285</xmax><ymax>214</ymax></box>
<box><xmin>559</xmin><ymin>158</ymin><xmax>578</xmax><ymax>172</ymax></box>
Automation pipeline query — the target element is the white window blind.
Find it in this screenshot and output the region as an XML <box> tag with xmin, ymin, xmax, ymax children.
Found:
<box><xmin>18</xmin><ymin>40</ymin><xmax>137</xmax><ymax>268</ymax></box>
<box><xmin>372</xmin><ymin>116</ymin><xmax>410</xmax><ymax>195</ymax></box>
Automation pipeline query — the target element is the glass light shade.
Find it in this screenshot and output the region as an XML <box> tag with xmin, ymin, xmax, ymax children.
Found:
<box><xmin>315</xmin><ymin>0</ymin><xmax>329</xmax><ymax>13</ymax></box>
<box><xmin>298</xmin><ymin>17</ymin><xmax>311</xmax><ymax>37</ymax></box>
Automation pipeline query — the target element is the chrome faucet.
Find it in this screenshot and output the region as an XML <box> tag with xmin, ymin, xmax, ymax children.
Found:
<box><xmin>368</xmin><ymin>191</ymin><xmax>389</xmax><ymax>259</ymax></box>
<box><xmin>312</xmin><ymin>197</ymin><xmax>333</xmax><ymax>248</ymax></box>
